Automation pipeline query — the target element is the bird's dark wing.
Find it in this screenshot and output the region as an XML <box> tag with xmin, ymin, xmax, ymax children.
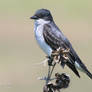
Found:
<box><xmin>43</xmin><ymin>24</ymin><xmax>62</xmax><ymax>50</ymax></box>
<box><xmin>43</xmin><ymin>24</ymin><xmax>80</xmax><ymax>78</ymax></box>
<box><xmin>43</xmin><ymin>24</ymin><xmax>75</xmax><ymax>60</ymax></box>
<box><xmin>43</xmin><ymin>24</ymin><xmax>92</xmax><ymax>79</ymax></box>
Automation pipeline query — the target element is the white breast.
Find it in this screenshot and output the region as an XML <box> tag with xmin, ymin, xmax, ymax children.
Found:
<box><xmin>34</xmin><ymin>19</ymin><xmax>52</xmax><ymax>56</ymax></box>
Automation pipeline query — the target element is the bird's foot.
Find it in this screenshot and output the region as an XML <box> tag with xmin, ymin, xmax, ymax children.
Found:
<box><xmin>46</xmin><ymin>56</ymin><xmax>54</xmax><ymax>66</ymax></box>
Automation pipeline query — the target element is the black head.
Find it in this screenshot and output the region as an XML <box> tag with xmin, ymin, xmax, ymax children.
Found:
<box><xmin>30</xmin><ymin>9</ymin><xmax>53</xmax><ymax>21</ymax></box>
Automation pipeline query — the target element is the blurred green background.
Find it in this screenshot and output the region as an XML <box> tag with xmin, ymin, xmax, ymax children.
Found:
<box><xmin>0</xmin><ymin>0</ymin><xmax>92</xmax><ymax>92</ymax></box>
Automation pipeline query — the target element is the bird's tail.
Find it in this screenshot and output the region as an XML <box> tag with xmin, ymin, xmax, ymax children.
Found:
<box><xmin>84</xmin><ymin>68</ymin><xmax>92</xmax><ymax>79</ymax></box>
<box><xmin>66</xmin><ymin>61</ymin><xmax>80</xmax><ymax>78</ymax></box>
<box><xmin>76</xmin><ymin>58</ymin><xmax>92</xmax><ymax>79</ymax></box>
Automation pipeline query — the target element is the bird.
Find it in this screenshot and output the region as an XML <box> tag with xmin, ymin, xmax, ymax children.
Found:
<box><xmin>30</xmin><ymin>9</ymin><xmax>92</xmax><ymax>79</ymax></box>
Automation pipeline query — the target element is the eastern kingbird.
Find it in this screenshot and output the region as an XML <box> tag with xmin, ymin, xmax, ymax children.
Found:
<box><xmin>31</xmin><ymin>9</ymin><xmax>92</xmax><ymax>79</ymax></box>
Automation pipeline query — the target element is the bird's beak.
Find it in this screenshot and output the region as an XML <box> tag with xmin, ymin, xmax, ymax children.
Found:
<box><xmin>30</xmin><ymin>15</ymin><xmax>38</xmax><ymax>19</ymax></box>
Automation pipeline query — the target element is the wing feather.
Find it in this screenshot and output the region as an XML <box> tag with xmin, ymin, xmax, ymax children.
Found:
<box><xmin>43</xmin><ymin>24</ymin><xmax>92</xmax><ymax>79</ymax></box>
<box><xmin>43</xmin><ymin>24</ymin><xmax>80</xmax><ymax>78</ymax></box>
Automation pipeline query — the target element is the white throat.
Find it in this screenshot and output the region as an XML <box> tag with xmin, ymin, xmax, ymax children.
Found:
<box><xmin>35</xmin><ymin>19</ymin><xmax>50</xmax><ymax>25</ymax></box>
<box><xmin>34</xmin><ymin>18</ymin><xmax>52</xmax><ymax>56</ymax></box>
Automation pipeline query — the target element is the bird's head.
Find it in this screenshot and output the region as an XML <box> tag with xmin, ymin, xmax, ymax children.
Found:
<box><xmin>30</xmin><ymin>9</ymin><xmax>53</xmax><ymax>24</ymax></box>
